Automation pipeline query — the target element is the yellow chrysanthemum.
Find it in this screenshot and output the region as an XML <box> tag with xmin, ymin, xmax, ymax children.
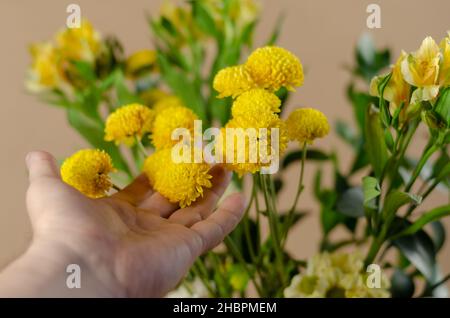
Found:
<box><xmin>61</xmin><ymin>149</ymin><xmax>114</xmax><ymax>199</ymax></box>
<box><xmin>245</xmin><ymin>46</ymin><xmax>304</xmax><ymax>91</ymax></box>
<box><xmin>151</xmin><ymin>105</ymin><xmax>199</xmax><ymax>150</ymax></box>
<box><xmin>152</xmin><ymin>95</ymin><xmax>186</xmax><ymax>115</ymax></box>
<box><xmin>143</xmin><ymin>148</ymin><xmax>212</xmax><ymax>208</ymax></box>
<box><xmin>401</xmin><ymin>36</ymin><xmax>441</xmax><ymax>103</ymax></box>
<box><xmin>125</xmin><ymin>49</ymin><xmax>158</xmax><ymax>78</ymax></box>
<box><xmin>213</xmin><ymin>65</ymin><xmax>257</xmax><ymax>98</ymax></box>
<box><xmin>104</xmin><ymin>104</ymin><xmax>155</xmax><ymax>146</ymax></box>
<box><xmin>215</xmin><ymin>116</ymin><xmax>288</xmax><ymax>176</ymax></box>
<box><xmin>284</xmin><ymin>251</ymin><xmax>390</xmax><ymax>298</ymax></box>
<box><xmin>231</xmin><ymin>88</ymin><xmax>281</xmax><ymax>127</ymax></box>
<box><xmin>286</xmin><ymin>108</ymin><xmax>330</xmax><ymax>145</ymax></box>
<box><xmin>56</xmin><ymin>19</ymin><xmax>101</xmax><ymax>63</ymax></box>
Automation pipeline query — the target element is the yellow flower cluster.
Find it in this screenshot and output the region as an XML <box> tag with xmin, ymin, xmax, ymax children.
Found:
<box><xmin>213</xmin><ymin>46</ymin><xmax>304</xmax><ymax>98</ymax></box>
<box><xmin>284</xmin><ymin>251</ymin><xmax>390</xmax><ymax>298</ymax></box>
<box><xmin>212</xmin><ymin>46</ymin><xmax>327</xmax><ymax>176</ymax></box>
<box><xmin>26</xmin><ymin>19</ymin><xmax>102</xmax><ymax>92</ymax></box>
<box><xmin>26</xmin><ymin>20</ymin><xmax>103</xmax><ymax>92</ymax></box>
<box><xmin>371</xmin><ymin>33</ymin><xmax>450</xmax><ymax>114</ymax></box>
<box><xmin>143</xmin><ymin>148</ymin><xmax>212</xmax><ymax>208</ymax></box>
<box><xmin>61</xmin><ymin>149</ymin><xmax>115</xmax><ymax>198</ymax></box>
<box><xmin>104</xmin><ymin>103</ymin><xmax>155</xmax><ymax>146</ymax></box>
<box><xmin>286</xmin><ymin>108</ymin><xmax>330</xmax><ymax>145</ymax></box>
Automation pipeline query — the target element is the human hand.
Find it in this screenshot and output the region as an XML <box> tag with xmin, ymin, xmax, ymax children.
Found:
<box><xmin>0</xmin><ymin>151</ymin><xmax>245</xmax><ymax>297</ymax></box>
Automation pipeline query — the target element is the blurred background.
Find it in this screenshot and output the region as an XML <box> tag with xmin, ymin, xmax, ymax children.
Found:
<box><xmin>0</xmin><ymin>0</ymin><xmax>448</xmax><ymax>289</ymax></box>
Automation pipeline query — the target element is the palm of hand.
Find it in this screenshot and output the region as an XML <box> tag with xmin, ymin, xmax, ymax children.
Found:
<box><xmin>25</xmin><ymin>151</ymin><xmax>244</xmax><ymax>297</ymax></box>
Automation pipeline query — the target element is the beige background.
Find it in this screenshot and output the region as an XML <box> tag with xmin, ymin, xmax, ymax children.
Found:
<box><xmin>0</xmin><ymin>0</ymin><xmax>448</xmax><ymax>291</ymax></box>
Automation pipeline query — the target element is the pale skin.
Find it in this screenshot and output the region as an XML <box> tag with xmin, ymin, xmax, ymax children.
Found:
<box><xmin>0</xmin><ymin>151</ymin><xmax>245</xmax><ymax>297</ymax></box>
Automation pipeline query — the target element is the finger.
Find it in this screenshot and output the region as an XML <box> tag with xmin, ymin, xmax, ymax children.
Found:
<box><xmin>111</xmin><ymin>174</ymin><xmax>153</xmax><ymax>205</ymax></box>
<box><xmin>138</xmin><ymin>192</ymin><xmax>179</xmax><ymax>218</ymax></box>
<box><xmin>26</xmin><ymin>151</ymin><xmax>60</xmax><ymax>183</ymax></box>
<box><xmin>169</xmin><ymin>165</ymin><xmax>231</xmax><ymax>226</ymax></box>
<box><xmin>190</xmin><ymin>192</ymin><xmax>245</xmax><ymax>252</ymax></box>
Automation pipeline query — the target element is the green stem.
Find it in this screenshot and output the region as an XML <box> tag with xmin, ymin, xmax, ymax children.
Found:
<box><xmin>192</xmin><ymin>260</ymin><xmax>216</xmax><ymax>297</ymax></box>
<box><xmin>224</xmin><ymin>236</ymin><xmax>263</xmax><ymax>296</ymax></box>
<box><xmin>259</xmin><ymin>174</ymin><xmax>287</xmax><ymax>286</ymax></box>
<box><xmin>243</xmin><ymin>179</ymin><xmax>257</xmax><ymax>262</ymax></box>
<box><xmin>282</xmin><ymin>142</ymin><xmax>307</xmax><ymax>243</ymax></box>
<box><xmin>135</xmin><ymin>136</ymin><xmax>149</xmax><ymax>157</ymax></box>
<box><xmin>386</xmin><ymin>120</ymin><xmax>419</xmax><ymax>192</ymax></box>
<box><xmin>405</xmin><ymin>144</ymin><xmax>438</xmax><ymax>192</ymax></box>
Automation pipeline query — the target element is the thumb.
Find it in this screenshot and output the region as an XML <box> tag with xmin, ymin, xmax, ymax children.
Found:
<box><xmin>26</xmin><ymin>151</ymin><xmax>60</xmax><ymax>183</ymax></box>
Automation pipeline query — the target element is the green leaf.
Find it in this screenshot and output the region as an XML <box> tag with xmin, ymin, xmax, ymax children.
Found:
<box><xmin>429</xmin><ymin>221</ymin><xmax>446</xmax><ymax>253</ymax></box>
<box><xmin>382</xmin><ymin>190</ymin><xmax>422</xmax><ymax>220</ymax></box>
<box><xmin>390</xmin><ymin>269</ymin><xmax>415</xmax><ymax>298</ymax></box>
<box><xmin>192</xmin><ymin>0</ymin><xmax>218</xmax><ymax>38</ymax></box>
<box><xmin>346</xmin><ymin>84</ymin><xmax>376</xmax><ymax>132</ymax></box>
<box><xmin>282</xmin><ymin>149</ymin><xmax>329</xmax><ymax>168</ymax></box>
<box><xmin>336</xmin><ymin>187</ymin><xmax>365</xmax><ymax>218</ymax></box>
<box><xmin>335</xmin><ymin>120</ymin><xmax>357</xmax><ymax>147</ymax></box>
<box><xmin>434</xmin><ymin>87</ymin><xmax>450</xmax><ymax>126</ymax></box>
<box><xmin>114</xmin><ymin>71</ymin><xmax>142</xmax><ymax>105</ymax></box>
<box><xmin>72</xmin><ymin>60</ymin><xmax>96</xmax><ymax>83</ymax></box>
<box><xmin>377</xmin><ymin>73</ymin><xmax>393</xmax><ymax>127</ymax></box>
<box><xmin>157</xmin><ymin>54</ymin><xmax>206</xmax><ymax>120</ymax></box>
<box><xmin>240</xmin><ymin>21</ymin><xmax>256</xmax><ymax>47</ymax></box>
<box><xmin>362</xmin><ymin>176</ymin><xmax>381</xmax><ymax>206</ymax></box>
<box><xmin>355</xmin><ymin>34</ymin><xmax>391</xmax><ymax>82</ymax></box>
<box><xmin>365</xmin><ymin>106</ymin><xmax>389</xmax><ymax>179</ymax></box>
<box><xmin>393</xmin><ymin>230</ymin><xmax>436</xmax><ymax>281</ymax></box>
<box><xmin>392</xmin><ymin>205</ymin><xmax>450</xmax><ymax>239</ymax></box>
<box><xmin>66</xmin><ymin>109</ymin><xmax>131</xmax><ymax>177</ymax></box>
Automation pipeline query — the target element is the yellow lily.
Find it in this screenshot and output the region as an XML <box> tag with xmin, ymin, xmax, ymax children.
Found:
<box><xmin>401</xmin><ymin>36</ymin><xmax>441</xmax><ymax>103</ymax></box>
<box><xmin>439</xmin><ymin>32</ymin><xmax>450</xmax><ymax>87</ymax></box>
<box><xmin>370</xmin><ymin>51</ymin><xmax>411</xmax><ymax>112</ymax></box>
<box><xmin>26</xmin><ymin>42</ymin><xmax>64</xmax><ymax>92</ymax></box>
<box><xmin>55</xmin><ymin>19</ymin><xmax>102</xmax><ymax>63</ymax></box>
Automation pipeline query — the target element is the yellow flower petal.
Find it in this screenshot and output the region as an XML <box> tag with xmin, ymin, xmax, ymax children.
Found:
<box><xmin>61</xmin><ymin>149</ymin><xmax>114</xmax><ymax>198</ymax></box>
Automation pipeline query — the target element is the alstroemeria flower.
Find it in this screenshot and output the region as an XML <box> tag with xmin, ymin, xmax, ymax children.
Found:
<box><xmin>370</xmin><ymin>52</ymin><xmax>411</xmax><ymax>113</ymax></box>
<box><xmin>439</xmin><ymin>32</ymin><xmax>450</xmax><ymax>87</ymax></box>
<box><xmin>401</xmin><ymin>36</ymin><xmax>441</xmax><ymax>103</ymax></box>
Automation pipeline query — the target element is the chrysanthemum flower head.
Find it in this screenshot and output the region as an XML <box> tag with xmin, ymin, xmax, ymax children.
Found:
<box><xmin>284</xmin><ymin>251</ymin><xmax>390</xmax><ymax>298</ymax></box>
<box><xmin>125</xmin><ymin>49</ymin><xmax>158</xmax><ymax>78</ymax></box>
<box><xmin>286</xmin><ymin>108</ymin><xmax>329</xmax><ymax>145</ymax></box>
<box><xmin>152</xmin><ymin>95</ymin><xmax>186</xmax><ymax>115</ymax></box>
<box><xmin>245</xmin><ymin>46</ymin><xmax>304</xmax><ymax>91</ymax></box>
<box><xmin>104</xmin><ymin>103</ymin><xmax>155</xmax><ymax>146</ymax></box>
<box><xmin>61</xmin><ymin>149</ymin><xmax>115</xmax><ymax>198</ymax></box>
<box><xmin>231</xmin><ymin>88</ymin><xmax>281</xmax><ymax>128</ymax></box>
<box><xmin>151</xmin><ymin>105</ymin><xmax>198</xmax><ymax>150</ymax></box>
<box><xmin>215</xmin><ymin>116</ymin><xmax>288</xmax><ymax>176</ymax></box>
<box><xmin>213</xmin><ymin>65</ymin><xmax>257</xmax><ymax>98</ymax></box>
<box><xmin>143</xmin><ymin>148</ymin><xmax>212</xmax><ymax>208</ymax></box>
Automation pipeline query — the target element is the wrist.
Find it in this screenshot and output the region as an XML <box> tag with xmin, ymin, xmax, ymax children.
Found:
<box><xmin>0</xmin><ymin>238</ymin><xmax>123</xmax><ymax>297</ymax></box>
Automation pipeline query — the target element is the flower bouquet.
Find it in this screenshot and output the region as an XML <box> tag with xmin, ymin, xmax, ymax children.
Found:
<box><xmin>26</xmin><ymin>0</ymin><xmax>449</xmax><ymax>298</ymax></box>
